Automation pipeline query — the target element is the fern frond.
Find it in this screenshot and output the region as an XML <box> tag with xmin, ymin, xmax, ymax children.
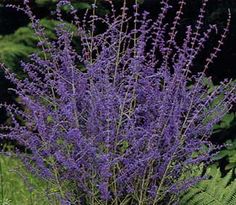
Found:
<box><xmin>180</xmin><ymin>167</ymin><xmax>236</xmax><ymax>205</ymax></box>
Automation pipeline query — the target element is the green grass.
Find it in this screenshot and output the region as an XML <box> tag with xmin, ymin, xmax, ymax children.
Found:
<box><xmin>0</xmin><ymin>155</ymin><xmax>51</xmax><ymax>205</ymax></box>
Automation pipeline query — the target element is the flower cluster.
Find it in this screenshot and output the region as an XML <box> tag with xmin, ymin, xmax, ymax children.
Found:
<box><xmin>0</xmin><ymin>0</ymin><xmax>235</xmax><ymax>204</ymax></box>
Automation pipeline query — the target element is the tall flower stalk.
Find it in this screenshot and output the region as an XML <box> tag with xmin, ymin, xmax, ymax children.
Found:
<box><xmin>0</xmin><ymin>0</ymin><xmax>235</xmax><ymax>204</ymax></box>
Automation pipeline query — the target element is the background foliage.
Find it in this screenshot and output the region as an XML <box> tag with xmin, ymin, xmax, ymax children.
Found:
<box><xmin>0</xmin><ymin>0</ymin><xmax>235</xmax><ymax>204</ymax></box>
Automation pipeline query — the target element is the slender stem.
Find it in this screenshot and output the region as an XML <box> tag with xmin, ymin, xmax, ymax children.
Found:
<box><xmin>0</xmin><ymin>161</ymin><xmax>3</xmax><ymax>204</ymax></box>
<box><xmin>51</xmin><ymin>163</ymin><xmax>65</xmax><ymax>200</ymax></box>
<box><xmin>90</xmin><ymin>0</ymin><xmax>97</xmax><ymax>63</ymax></box>
<box><xmin>153</xmin><ymin>154</ymin><xmax>175</xmax><ymax>204</ymax></box>
<box><xmin>113</xmin><ymin>0</ymin><xmax>127</xmax><ymax>85</ymax></box>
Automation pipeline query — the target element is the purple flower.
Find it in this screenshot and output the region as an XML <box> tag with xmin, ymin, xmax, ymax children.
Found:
<box><xmin>0</xmin><ymin>0</ymin><xmax>235</xmax><ymax>204</ymax></box>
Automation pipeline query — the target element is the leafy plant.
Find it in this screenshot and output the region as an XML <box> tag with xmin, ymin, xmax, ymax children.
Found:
<box><xmin>180</xmin><ymin>166</ymin><xmax>236</xmax><ymax>205</ymax></box>
<box><xmin>214</xmin><ymin>113</ymin><xmax>236</xmax><ymax>132</ymax></box>
<box><xmin>0</xmin><ymin>18</ymin><xmax>78</xmax><ymax>75</ymax></box>
<box><xmin>0</xmin><ymin>0</ymin><xmax>235</xmax><ymax>204</ymax></box>
<box><xmin>0</xmin><ymin>19</ymin><xmax>60</xmax><ymax>71</ymax></box>
<box><xmin>0</xmin><ymin>155</ymin><xmax>50</xmax><ymax>205</ymax></box>
<box><xmin>213</xmin><ymin>139</ymin><xmax>236</xmax><ymax>170</ymax></box>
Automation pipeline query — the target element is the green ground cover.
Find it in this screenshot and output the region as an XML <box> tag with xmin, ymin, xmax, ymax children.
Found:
<box><xmin>0</xmin><ymin>155</ymin><xmax>49</xmax><ymax>205</ymax></box>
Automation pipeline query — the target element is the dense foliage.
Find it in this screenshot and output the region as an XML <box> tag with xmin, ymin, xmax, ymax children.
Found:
<box><xmin>180</xmin><ymin>166</ymin><xmax>236</xmax><ymax>205</ymax></box>
<box><xmin>0</xmin><ymin>0</ymin><xmax>235</xmax><ymax>204</ymax></box>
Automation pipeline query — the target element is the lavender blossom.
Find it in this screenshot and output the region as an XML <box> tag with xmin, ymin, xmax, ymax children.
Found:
<box><xmin>0</xmin><ymin>0</ymin><xmax>235</xmax><ymax>204</ymax></box>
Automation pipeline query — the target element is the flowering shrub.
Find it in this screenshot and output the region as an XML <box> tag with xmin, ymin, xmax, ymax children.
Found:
<box><xmin>0</xmin><ymin>0</ymin><xmax>235</xmax><ymax>204</ymax></box>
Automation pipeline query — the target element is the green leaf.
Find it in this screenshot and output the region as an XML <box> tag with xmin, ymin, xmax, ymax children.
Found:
<box><xmin>73</xmin><ymin>2</ymin><xmax>91</xmax><ymax>10</ymax></box>
<box><xmin>118</xmin><ymin>140</ymin><xmax>129</xmax><ymax>153</ymax></box>
<box><xmin>220</xmin><ymin>113</ymin><xmax>235</xmax><ymax>129</ymax></box>
<box><xmin>46</xmin><ymin>115</ymin><xmax>53</xmax><ymax>123</ymax></box>
<box><xmin>180</xmin><ymin>167</ymin><xmax>236</xmax><ymax>205</ymax></box>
